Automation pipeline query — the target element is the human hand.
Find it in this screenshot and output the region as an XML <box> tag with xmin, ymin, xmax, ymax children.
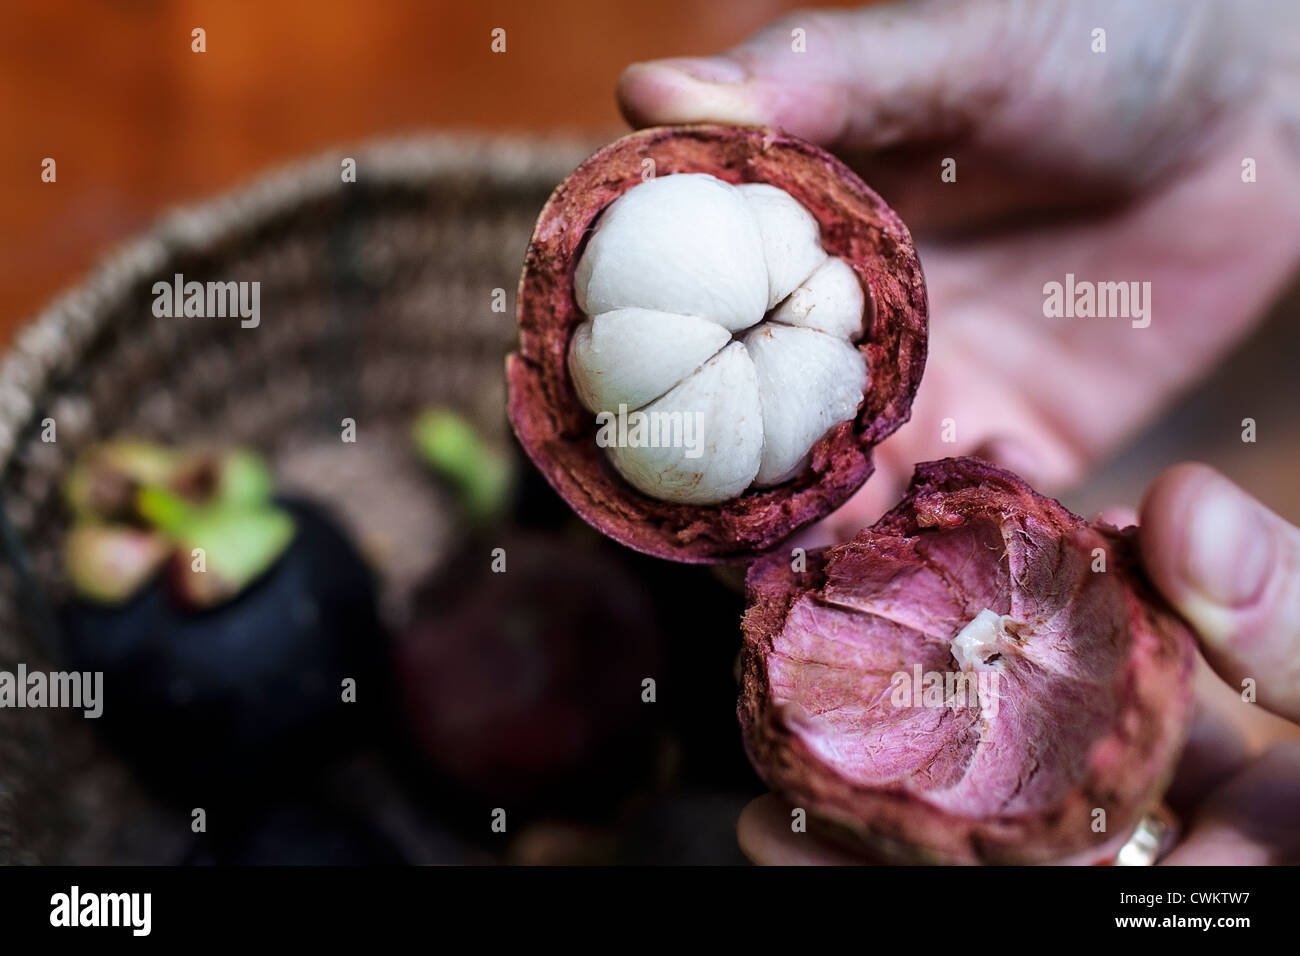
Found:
<box><xmin>616</xmin><ymin>0</ymin><xmax>1300</xmax><ymax>863</ymax></box>
<box><xmin>735</xmin><ymin>464</ymin><xmax>1300</xmax><ymax>865</ymax></box>
<box><xmin>618</xmin><ymin>0</ymin><xmax>1300</xmax><ymax>536</ymax></box>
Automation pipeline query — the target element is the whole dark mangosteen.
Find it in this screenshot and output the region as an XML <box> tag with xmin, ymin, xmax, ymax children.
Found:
<box><xmin>393</xmin><ymin>410</ymin><xmax>666</xmax><ymax>817</ymax></box>
<box><xmin>58</xmin><ymin>440</ymin><xmax>388</xmax><ymax>796</ymax></box>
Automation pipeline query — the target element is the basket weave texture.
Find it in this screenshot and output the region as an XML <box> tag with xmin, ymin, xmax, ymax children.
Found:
<box><xmin>0</xmin><ymin>134</ymin><xmax>594</xmax><ymax>863</ymax></box>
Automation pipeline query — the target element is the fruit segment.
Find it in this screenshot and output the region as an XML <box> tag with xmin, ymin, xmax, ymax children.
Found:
<box><xmin>569</xmin><ymin>172</ymin><xmax>868</xmax><ymax>505</ymax></box>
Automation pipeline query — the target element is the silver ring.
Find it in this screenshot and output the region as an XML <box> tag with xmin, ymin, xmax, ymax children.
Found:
<box><xmin>1114</xmin><ymin>805</ymin><xmax>1179</xmax><ymax>866</ymax></box>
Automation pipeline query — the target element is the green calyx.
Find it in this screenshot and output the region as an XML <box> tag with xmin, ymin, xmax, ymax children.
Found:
<box><xmin>412</xmin><ymin>407</ymin><xmax>515</xmax><ymax>522</ymax></box>
<box><xmin>63</xmin><ymin>440</ymin><xmax>296</xmax><ymax>608</ymax></box>
<box><xmin>64</xmin><ymin>440</ymin><xmax>181</xmax><ymax>521</ymax></box>
<box><xmin>214</xmin><ymin>448</ymin><xmax>276</xmax><ymax>506</ymax></box>
<box><xmin>64</xmin><ymin>524</ymin><xmax>171</xmax><ymax>606</ymax></box>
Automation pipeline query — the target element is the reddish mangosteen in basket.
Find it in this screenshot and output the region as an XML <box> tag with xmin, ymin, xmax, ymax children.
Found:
<box><xmin>739</xmin><ymin>457</ymin><xmax>1197</xmax><ymax>864</ymax></box>
<box><xmin>57</xmin><ymin>440</ymin><xmax>387</xmax><ymax>794</ymax></box>
<box><xmin>507</xmin><ymin>124</ymin><xmax>927</xmax><ymax>563</ymax></box>
<box><xmin>395</xmin><ymin>532</ymin><xmax>665</xmax><ymax>812</ymax></box>
<box><xmin>392</xmin><ymin>410</ymin><xmax>665</xmax><ymax>814</ymax></box>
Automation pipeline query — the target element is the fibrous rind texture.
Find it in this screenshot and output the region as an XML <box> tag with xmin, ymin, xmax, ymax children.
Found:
<box><xmin>740</xmin><ymin>457</ymin><xmax>1196</xmax><ymax>864</ymax></box>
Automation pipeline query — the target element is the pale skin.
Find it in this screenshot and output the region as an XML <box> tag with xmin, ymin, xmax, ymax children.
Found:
<box><xmin>618</xmin><ymin>0</ymin><xmax>1300</xmax><ymax>863</ymax></box>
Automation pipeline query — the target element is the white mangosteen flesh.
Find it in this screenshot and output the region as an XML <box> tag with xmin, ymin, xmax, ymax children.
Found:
<box><xmin>569</xmin><ymin>173</ymin><xmax>869</xmax><ymax>505</ymax></box>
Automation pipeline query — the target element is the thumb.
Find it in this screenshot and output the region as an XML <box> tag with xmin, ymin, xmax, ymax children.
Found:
<box><xmin>616</xmin><ymin>1</ymin><xmax>1006</xmax><ymax>150</ymax></box>
<box><xmin>1139</xmin><ymin>464</ymin><xmax>1300</xmax><ymax>724</ymax></box>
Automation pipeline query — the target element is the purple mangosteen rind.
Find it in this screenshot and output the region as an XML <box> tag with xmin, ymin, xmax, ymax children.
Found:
<box><xmin>507</xmin><ymin>124</ymin><xmax>928</xmax><ymax>564</ymax></box>
<box><xmin>739</xmin><ymin>456</ymin><xmax>1197</xmax><ymax>865</ymax></box>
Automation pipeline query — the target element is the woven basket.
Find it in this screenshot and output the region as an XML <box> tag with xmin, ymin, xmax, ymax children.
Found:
<box><xmin>0</xmin><ymin>134</ymin><xmax>598</xmax><ymax>863</ymax></box>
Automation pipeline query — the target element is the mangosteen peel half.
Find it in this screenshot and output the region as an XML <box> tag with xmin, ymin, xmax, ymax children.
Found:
<box><xmin>739</xmin><ymin>457</ymin><xmax>1196</xmax><ymax>864</ymax></box>
<box><xmin>508</xmin><ymin>124</ymin><xmax>928</xmax><ymax>563</ymax></box>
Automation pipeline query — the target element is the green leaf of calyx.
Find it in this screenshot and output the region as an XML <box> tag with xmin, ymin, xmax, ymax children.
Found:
<box><xmin>412</xmin><ymin>407</ymin><xmax>514</xmax><ymax>522</ymax></box>
<box><xmin>171</xmin><ymin>505</ymin><xmax>297</xmax><ymax>608</ymax></box>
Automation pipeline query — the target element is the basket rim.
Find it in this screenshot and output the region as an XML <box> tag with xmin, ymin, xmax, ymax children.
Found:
<box><xmin>0</xmin><ymin>131</ymin><xmax>600</xmax><ymax>468</ymax></box>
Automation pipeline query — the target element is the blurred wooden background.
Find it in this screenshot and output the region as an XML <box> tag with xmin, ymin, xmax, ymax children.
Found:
<box><xmin>1</xmin><ymin>0</ymin><xmax>1295</xmax><ymax>519</ymax></box>
<box><xmin>0</xmin><ymin>0</ymin><xmax>859</xmax><ymax>334</ymax></box>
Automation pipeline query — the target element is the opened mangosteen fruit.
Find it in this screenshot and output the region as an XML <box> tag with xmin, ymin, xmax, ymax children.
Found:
<box><xmin>508</xmin><ymin>124</ymin><xmax>927</xmax><ymax>563</ymax></box>
<box><xmin>58</xmin><ymin>440</ymin><xmax>387</xmax><ymax>793</ymax></box>
<box><xmin>739</xmin><ymin>457</ymin><xmax>1196</xmax><ymax>864</ymax></box>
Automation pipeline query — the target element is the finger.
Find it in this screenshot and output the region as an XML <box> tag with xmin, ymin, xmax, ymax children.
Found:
<box><xmin>1166</xmin><ymin>649</ymin><xmax>1300</xmax><ymax>814</ymax></box>
<box><xmin>736</xmin><ymin>794</ymin><xmax>878</xmax><ymax>865</ymax></box>
<box><xmin>968</xmin><ymin>435</ymin><xmax>1053</xmax><ymax>489</ymax></box>
<box><xmin>617</xmin><ymin>2</ymin><xmax>1009</xmax><ymax>150</ymax></box>
<box><xmin>813</xmin><ymin>444</ymin><xmax>911</xmax><ymax>548</ymax></box>
<box><xmin>815</xmin><ymin>432</ymin><xmax>1068</xmax><ymax>561</ymax></box>
<box><xmin>1161</xmin><ymin>742</ymin><xmax>1300</xmax><ymax>865</ymax></box>
<box><xmin>1139</xmin><ymin>464</ymin><xmax>1300</xmax><ymax>723</ymax></box>
<box><xmin>1094</xmin><ymin>506</ymin><xmax>1137</xmax><ymax>529</ymax></box>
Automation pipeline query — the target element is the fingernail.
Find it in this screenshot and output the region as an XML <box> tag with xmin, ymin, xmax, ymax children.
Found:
<box><xmin>1182</xmin><ymin>476</ymin><xmax>1275</xmax><ymax>608</ymax></box>
<box><xmin>1095</xmin><ymin>507</ymin><xmax>1138</xmax><ymax>529</ymax></box>
<box><xmin>657</xmin><ymin>56</ymin><xmax>748</xmax><ymax>84</ymax></box>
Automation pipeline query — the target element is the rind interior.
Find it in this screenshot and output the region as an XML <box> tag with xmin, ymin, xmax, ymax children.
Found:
<box><xmin>739</xmin><ymin>457</ymin><xmax>1197</xmax><ymax>863</ymax></box>
<box><xmin>769</xmin><ymin>507</ymin><xmax>1127</xmax><ymax>818</ymax></box>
